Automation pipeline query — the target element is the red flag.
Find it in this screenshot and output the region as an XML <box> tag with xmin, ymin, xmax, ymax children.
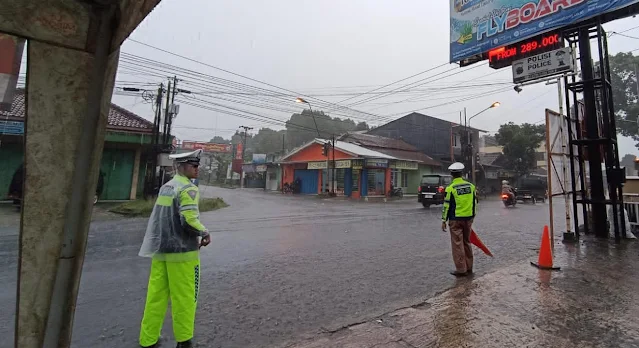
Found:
<box><xmin>470</xmin><ymin>229</ymin><xmax>493</xmax><ymax>257</ymax></box>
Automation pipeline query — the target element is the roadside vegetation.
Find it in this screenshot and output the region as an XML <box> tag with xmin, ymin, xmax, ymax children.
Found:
<box><xmin>110</xmin><ymin>197</ymin><xmax>228</xmax><ymax>217</ymax></box>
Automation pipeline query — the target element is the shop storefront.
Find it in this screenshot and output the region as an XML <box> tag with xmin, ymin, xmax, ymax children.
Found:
<box><xmin>390</xmin><ymin>160</ymin><xmax>419</xmax><ymax>192</ymax></box>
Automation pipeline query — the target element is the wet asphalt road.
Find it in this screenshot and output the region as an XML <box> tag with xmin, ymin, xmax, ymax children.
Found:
<box><xmin>0</xmin><ymin>188</ymin><xmax>562</xmax><ymax>348</ymax></box>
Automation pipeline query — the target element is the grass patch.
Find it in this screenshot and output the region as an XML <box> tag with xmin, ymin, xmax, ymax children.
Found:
<box><xmin>110</xmin><ymin>197</ymin><xmax>228</xmax><ymax>217</ymax></box>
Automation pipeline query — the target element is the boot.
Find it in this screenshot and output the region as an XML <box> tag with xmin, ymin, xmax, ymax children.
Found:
<box><xmin>176</xmin><ymin>340</ymin><xmax>193</xmax><ymax>348</ymax></box>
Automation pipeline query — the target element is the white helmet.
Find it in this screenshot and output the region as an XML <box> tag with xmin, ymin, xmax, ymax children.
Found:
<box><xmin>448</xmin><ymin>162</ymin><xmax>465</xmax><ymax>173</ymax></box>
<box><xmin>502</xmin><ymin>180</ymin><xmax>509</xmax><ymax>185</ymax></box>
<box><xmin>170</xmin><ymin>149</ymin><xmax>202</xmax><ymax>165</ymax></box>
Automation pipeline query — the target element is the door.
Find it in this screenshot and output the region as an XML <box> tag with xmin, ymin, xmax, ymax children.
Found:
<box><xmin>294</xmin><ymin>169</ymin><xmax>318</xmax><ymax>194</ymax></box>
<box><xmin>100</xmin><ymin>148</ymin><xmax>136</xmax><ymax>200</ymax></box>
<box><xmin>0</xmin><ymin>143</ymin><xmax>23</xmax><ymax>198</ymax></box>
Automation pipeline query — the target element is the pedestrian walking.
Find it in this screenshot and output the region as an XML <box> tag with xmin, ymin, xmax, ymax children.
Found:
<box><xmin>441</xmin><ymin>162</ymin><xmax>478</xmax><ymax>277</ymax></box>
<box><xmin>138</xmin><ymin>149</ymin><xmax>211</xmax><ymax>348</ymax></box>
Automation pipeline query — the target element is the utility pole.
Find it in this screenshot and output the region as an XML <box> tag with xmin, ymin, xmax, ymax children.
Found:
<box><xmin>239</xmin><ymin>125</ymin><xmax>253</xmax><ymax>188</ymax></box>
<box><xmin>332</xmin><ymin>135</ymin><xmax>336</xmax><ymax>196</ymax></box>
<box><xmin>147</xmin><ymin>83</ymin><xmax>164</xmax><ymax>198</ymax></box>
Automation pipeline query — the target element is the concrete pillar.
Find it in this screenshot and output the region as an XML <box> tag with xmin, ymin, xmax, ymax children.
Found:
<box><xmin>15</xmin><ymin>28</ymin><xmax>118</xmax><ymax>348</ymax></box>
<box><xmin>130</xmin><ymin>146</ymin><xmax>142</xmax><ymax>200</ymax></box>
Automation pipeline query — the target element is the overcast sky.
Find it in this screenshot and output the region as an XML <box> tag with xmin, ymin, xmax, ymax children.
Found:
<box><xmin>108</xmin><ymin>0</ymin><xmax>639</xmax><ymax>155</ymax></box>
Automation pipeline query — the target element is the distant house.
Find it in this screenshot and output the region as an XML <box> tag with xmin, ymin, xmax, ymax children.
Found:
<box><xmin>0</xmin><ymin>89</ymin><xmax>155</xmax><ymax>200</ymax></box>
<box><xmin>367</xmin><ymin>112</ymin><xmax>485</xmax><ymax>165</ymax></box>
<box><xmin>338</xmin><ymin>132</ymin><xmax>441</xmax><ymax>194</ymax></box>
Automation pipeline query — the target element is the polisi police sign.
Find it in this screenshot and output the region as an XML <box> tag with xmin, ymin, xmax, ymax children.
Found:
<box><xmin>512</xmin><ymin>47</ymin><xmax>574</xmax><ymax>84</ymax></box>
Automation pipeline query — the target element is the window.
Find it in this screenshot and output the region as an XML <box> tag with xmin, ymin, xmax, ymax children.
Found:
<box><xmin>352</xmin><ymin>170</ymin><xmax>359</xmax><ymax>192</ymax></box>
<box><xmin>391</xmin><ymin>169</ymin><xmax>399</xmax><ymax>187</ymax></box>
<box><xmin>421</xmin><ymin>176</ymin><xmax>441</xmax><ymax>185</ymax></box>
<box><xmin>401</xmin><ymin>172</ymin><xmax>408</xmax><ymax>187</ymax></box>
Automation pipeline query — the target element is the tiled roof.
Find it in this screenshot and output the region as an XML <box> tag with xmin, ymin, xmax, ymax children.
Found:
<box><xmin>340</xmin><ymin>132</ymin><xmax>418</xmax><ymax>151</ymax></box>
<box><xmin>1</xmin><ymin>89</ymin><xmax>153</xmax><ymax>133</ymax></box>
<box><xmin>339</xmin><ymin>132</ymin><xmax>440</xmax><ymax>166</ymax></box>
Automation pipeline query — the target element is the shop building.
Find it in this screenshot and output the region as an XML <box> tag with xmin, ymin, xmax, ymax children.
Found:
<box><xmin>338</xmin><ymin>132</ymin><xmax>442</xmax><ymax>194</ymax></box>
<box><xmin>0</xmin><ymin>89</ymin><xmax>154</xmax><ymax>200</ymax></box>
<box><xmin>278</xmin><ymin>138</ymin><xmax>424</xmax><ymax>198</ymax></box>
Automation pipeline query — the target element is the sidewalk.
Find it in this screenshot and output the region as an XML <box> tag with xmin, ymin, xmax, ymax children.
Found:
<box><xmin>284</xmin><ymin>238</ymin><xmax>639</xmax><ymax>348</ymax></box>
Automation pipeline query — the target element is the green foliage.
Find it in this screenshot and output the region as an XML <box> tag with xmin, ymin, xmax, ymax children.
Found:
<box><xmin>609</xmin><ymin>52</ymin><xmax>639</xmax><ymax>147</ymax></box>
<box><xmin>110</xmin><ymin>197</ymin><xmax>227</xmax><ymax>217</ymax></box>
<box><xmin>495</xmin><ymin>122</ymin><xmax>546</xmax><ymax>177</ymax></box>
<box><xmin>285</xmin><ymin>109</ymin><xmax>366</xmax><ymax>149</ymax></box>
<box><xmin>207</xmin><ymin>109</ymin><xmax>370</xmax><ymax>157</ymax></box>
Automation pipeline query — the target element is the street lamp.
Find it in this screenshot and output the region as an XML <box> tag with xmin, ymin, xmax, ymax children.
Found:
<box><xmin>464</xmin><ymin>102</ymin><xmax>500</xmax><ymax>184</ymax></box>
<box><xmin>467</xmin><ymin>101</ymin><xmax>500</xmax><ymax>126</ymax></box>
<box><xmin>296</xmin><ymin>97</ymin><xmax>321</xmax><ymax>137</ymax></box>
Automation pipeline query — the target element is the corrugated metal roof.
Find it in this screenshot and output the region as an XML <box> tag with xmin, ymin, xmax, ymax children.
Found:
<box><xmin>0</xmin><ymin>89</ymin><xmax>153</xmax><ymax>133</ymax></box>
<box><xmin>326</xmin><ymin>139</ymin><xmax>395</xmax><ymax>159</ymax></box>
<box><xmin>372</xmin><ymin>148</ymin><xmax>441</xmax><ymax>166</ymax></box>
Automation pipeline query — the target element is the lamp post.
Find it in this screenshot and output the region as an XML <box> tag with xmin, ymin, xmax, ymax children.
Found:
<box><xmin>296</xmin><ymin>98</ymin><xmax>320</xmax><ymax>137</ymax></box>
<box><xmin>465</xmin><ymin>102</ymin><xmax>500</xmax><ymax>184</ymax></box>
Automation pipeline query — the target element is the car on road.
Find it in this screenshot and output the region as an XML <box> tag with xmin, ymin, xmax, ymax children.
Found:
<box><xmin>418</xmin><ymin>174</ymin><xmax>452</xmax><ymax>208</ymax></box>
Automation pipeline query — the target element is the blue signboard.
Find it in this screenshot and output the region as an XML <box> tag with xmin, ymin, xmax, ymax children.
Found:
<box><xmin>0</xmin><ymin>120</ymin><xmax>24</xmax><ymax>135</ymax></box>
<box><xmin>450</xmin><ymin>0</ymin><xmax>639</xmax><ymax>63</ymax></box>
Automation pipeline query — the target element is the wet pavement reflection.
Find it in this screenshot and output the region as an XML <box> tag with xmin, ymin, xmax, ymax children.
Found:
<box><xmin>290</xmin><ymin>238</ymin><xmax>639</xmax><ymax>348</ymax></box>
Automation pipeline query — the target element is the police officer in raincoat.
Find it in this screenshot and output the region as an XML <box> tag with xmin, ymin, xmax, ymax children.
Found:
<box><xmin>441</xmin><ymin>162</ymin><xmax>478</xmax><ymax>277</ymax></box>
<box><xmin>139</xmin><ymin>149</ymin><xmax>211</xmax><ymax>348</ymax></box>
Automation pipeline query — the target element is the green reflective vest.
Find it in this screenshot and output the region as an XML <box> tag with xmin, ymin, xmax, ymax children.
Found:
<box><xmin>442</xmin><ymin>177</ymin><xmax>477</xmax><ymax>222</ymax></box>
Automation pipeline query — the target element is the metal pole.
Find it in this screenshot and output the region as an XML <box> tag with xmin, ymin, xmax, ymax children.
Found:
<box><xmin>163</xmin><ymin>80</ymin><xmax>171</xmax><ymax>146</ymax></box>
<box><xmin>557</xmin><ymin>77</ymin><xmax>573</xmax><ymax>238</ymax></box>
<box><xmin>166</xmin><ymin>76</ymin><xmax>178</xmax><ymax>147</ymax></box>
<box><xmin>464</xmin><ymin>107</ymin><xmax>468</xmax><ymax>179</ymax></box>
<box><xmin>332</xmin><ymin>135</ymin><xmax>336</xmax><ymax>195</ymax></box>
<box><xmin>239</xmin><ymin>126</ymin><xmax>253</xmax><ymax>189</ymax></box>
<box><xmin>579</xmin><ymin>28</ymin><xmax>608</xmax><ymax>238</ymax></box>
<box><xmin>546</xmin><ymin>111</ymin><xmax>555</xmax><ymax>247</ymax></box>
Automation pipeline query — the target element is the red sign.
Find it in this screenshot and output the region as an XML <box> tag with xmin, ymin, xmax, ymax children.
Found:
<box><xmin>488</xmin><ymin>31</ymin><xmax>563</xmax><ymax>69</ymax></box>
<box><xmin>182</xmin><ymin>141</ymin><xmax>232</xmax><ymax>153</ymax></box>
<box><xmin>232</xmin><ymin>159</ymin><xmax>243</xmax><ymax>173</ymax></box>
<box><xmin>235</xmin><ymin>143</ymin><xmax>243</xmax><ymax>160</ymax></box>
<box><xmin>0</xmin><ymin>35</ymin><xmax>25</xmax><ymax>111</ymax></box>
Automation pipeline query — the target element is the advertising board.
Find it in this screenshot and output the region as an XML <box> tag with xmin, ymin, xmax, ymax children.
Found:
<box><xmin>450</xmin><ymin>0</ymin><xmax>639</xmax><ymax>63</ymax></box>
<box><xmin>182</xmin><ymin>141</ymin><xmax>232</xmax><ymax>153</ymax></box>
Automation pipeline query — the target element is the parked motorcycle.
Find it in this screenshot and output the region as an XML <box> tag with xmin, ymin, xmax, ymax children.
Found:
<box><xmin>389</xmin><ymin>185</ymin><xmax>403</xmax><ymax>198</ymax></box>
<box><xmin>502</xmin><ymin>192</ymin><xmax>516</xmax><ymax>207</ymax></box>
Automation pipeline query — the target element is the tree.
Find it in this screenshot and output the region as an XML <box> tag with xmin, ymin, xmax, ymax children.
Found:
<box><xmin>209</xmin><ymin>136</ymin><xmax>229</xmax><ymax>144</ymax></box>
<box><xmin>621</xmin><ymin>153</ymin><xmax>636</xmax><ymax>176</ymax></box>
<box><xmin>284</xmin><ymin>109</ymin><xmax>369</xmax><ymax>149</ymax></box>
<box><xmin>495</xmin><ymin>122</ymin><xmax>546</xmax><ymax>177</ymax></box>
<box><xmin>252</xmin><ymin>128</ymin><xmax>286</xmax><ymax>155</ymax></box>
<box><xmin>609</xmin><ymin>52</ymin><xmax>639</xmax><ymax>147</ymax></box>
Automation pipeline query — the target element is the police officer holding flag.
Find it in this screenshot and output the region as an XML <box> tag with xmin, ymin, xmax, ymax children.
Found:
<box><xmin>441</xmin><ymin>162</ymin><xmax>478</xmax><ymax>277</ymax></box>
<box><xmin>138</xmin><ymin>149</ymin><xmax>211</xmax><ymax>348</ymax></box>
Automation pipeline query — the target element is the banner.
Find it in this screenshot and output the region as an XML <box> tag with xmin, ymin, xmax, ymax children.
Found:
<box><xmin>0</xmin><ymin>120</ymin><xmax>24</xmax><ymax>135</ymax></box>
<box><xmin>450</xmin><ymin>0</ymin><xmax>639</xmax><ymax>63</ymax></box>
<box><xmin>235</xmin><ymin>143</ymin><xmax>243</xmax><ymax>160</ymax></box>
<box><xmin>182</xmin><ymin>141</ymin><xmax>232</xmax><ymax>153</ymax></box>
<box><xmin>0</xmin><ymin>35</ymin><xmax>25</xmax><ymax>112</ymax></box>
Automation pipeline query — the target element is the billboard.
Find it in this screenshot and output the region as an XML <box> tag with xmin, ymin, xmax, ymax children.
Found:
<box><xmin>252</xmin><ymin>154</ymin><xmax>266</xmax><ymax>164</ymax></box>
<box><xmin>450</xmin><ymin>0</ymin><xmax>639</xmax><ymax>63</ymax></box>
<box><xmin>0</xmin><ymin>35</ymin><xmax>25</xmax><ymax>111</ymax></box>
<box><xmin>181</xmin><ymin>141</ymin><xmax>232</xmax><ymax>153</ymax></box>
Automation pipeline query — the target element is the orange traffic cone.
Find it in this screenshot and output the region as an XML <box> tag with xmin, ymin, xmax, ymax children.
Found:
<box><xmin>470</xmin><ymin>229</ymin><xmax>493</xmax><ymax>257</ymax></box>
<box><xmin>530</xmin><ymin>225</ymin><xmax>560</xmax><ymax>270</ymax></box>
